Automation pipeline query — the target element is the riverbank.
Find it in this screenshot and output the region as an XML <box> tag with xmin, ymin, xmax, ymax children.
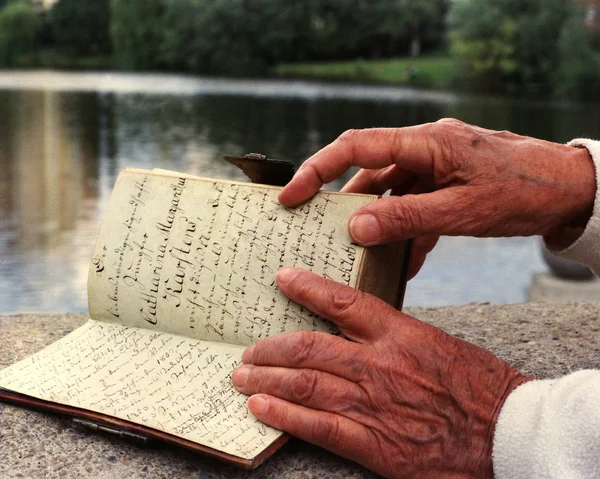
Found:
<box><xmin>9</xmin><ymin>54</ymin><xmax>456</xmax><ymax>90</ymax></box>
<box><xmin>0</xmin><ymin>70</ymin><xmax>460</xmax><ymax>103</ymax></box>
<box><xmin>272</xmin><ymin>55</ymin><xmax>455</xmax><ymax>89</ymax></box>
<box><xmin>29</xmin><ymin>50</ymin><xmax>112</xmax><ymax>71</ymax></box>
<box><xmin>1</xmin><ymin>304</ymin><xmax>598</xmax><ymax>477</ymax></box>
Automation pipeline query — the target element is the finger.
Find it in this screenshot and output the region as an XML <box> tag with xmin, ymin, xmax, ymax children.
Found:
<box><xmin>348</xmin><ymin>188</ymin><xmax>467</xmax><ymax>245</ymax></box>
<box><xmin>407</xmin><ymin>235</ymin><xmax>439</xmax><ymax>280</ymax></box>
<box><xmin>247</xmin><ymin>394</ymin><xmax>375</xmax><ymax>466</ymax></box>
<box><xmin>407</xmin><ymin>252</ymin><xmax>427</xmax><ymax>281</ymax></box>
<box><xmin>391</xmin><ymin>177</ymin><xmax>432</xmax><ymax>197</ymax></box>
<box><xmin>232</xmin><ymin>365</ymin><xmax>366</xmax><ymax>418</ymax></box>
<box><xmin>341</xmin><ymin>164</ymin><xmax>415</xmax><ymax>195</ymax></box>
<box><xmin>242</xmin><ymin>331</ymin><xmax>367</xmax><ymax>382</ymax></box>
<box><xmin>279</xmin><ymin>126</ymin><xmax>437</xmax><ymax>206</ymax></box>
<box><xmin>276</xmin><ymin>268</ymin><xmax>395</xmax><ymax>342</ymax></box>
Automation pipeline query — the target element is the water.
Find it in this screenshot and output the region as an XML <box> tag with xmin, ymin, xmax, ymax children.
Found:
<box><xmin>2</xmin><ymin>71</ymin><xmax>598</xmax><ymax>314</ymax></box>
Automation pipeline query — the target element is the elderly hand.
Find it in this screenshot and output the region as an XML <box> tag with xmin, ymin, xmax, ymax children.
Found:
<box><xmin>279</xmin><ymin>119</ymin><xmax>596</xmax><ymax>278</ymax></box>
<box><xmin>232</xmin><ymin>268</ymin><xmax>530</xmax><ymax>479</ymax></box>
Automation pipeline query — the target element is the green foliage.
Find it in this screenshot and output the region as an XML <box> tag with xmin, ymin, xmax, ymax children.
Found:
<box><xmin>160</xmin><ymin>0</ymin><xmax>313</xmax><ymax>75</ymax></box>
<box><xmin>394</xmin><ymin>0</ymin><xmax>444</xmax><ymax>55</ymax></box>
<box><xmin>158</xmin><ymin>0</ymin><xmax>446</xmax><ymax>75</ymax></box>
<box><xmin>511</xmin><ymin>0</ymin><xmax>574</xmax><ymax>95</ymax></box>
<box><xmin>110</xmin><ymin>0</ymin><xmax>165</xmax><ymax>70</ymax></box>
<box><xmin>0</xmin><ymin>1</ymin><xmax>39</xmax><ymax>67</ymax></box>
<box><xmin>308</xmin><ymin>0</ymin><xmax>369</xmax><ymax>58</ymax></box>
<box><xmin>309</xmin><ymin>0</ymin><xmax>447</xmax><ymax>60</ymax></box>
<box><xmin>36</xmin><ymin>48</ymin><xmax>111</xmax><ymax>69</ymax></box>
<box><xmin>49</xmin><ymin>0</ymin><xmax>111</xmax><ymax>56</ymax></box>
<box><xmin>554</xmin><ymin>16</ymin><xmax>600</xmax><ymax>101</ymax></box>
<box><xmin>449</xmin><ymin>0</ymin><xmax>600</xmax><ymax>98</ymax></box>
<box><xmin>2</xmin><ymin>0</ymin><xmax>449</xmax><ymax>78</ymax></box>
<box><xmin>158</xmin><ymin>0</ymin><xmax>448</xmax><ymax>74</ymax></box>
<box><xmin>178</xmin><ymin>0</ymin><xmax>264</xmax><ymax>75</ymax></box>
<box><xmin>252</xmin><ymin>0</ymin><xmax>313</xmax><ymax>65</ymax></box>
<box><xmin>449</xmin><ymin>2</ymin><xmax>517</xmax><ymax>90</ymax></box>
<box><xmin>273</xmin><ymin>55</ymin><xmax>455</xmax><ymax>88</ymax></box>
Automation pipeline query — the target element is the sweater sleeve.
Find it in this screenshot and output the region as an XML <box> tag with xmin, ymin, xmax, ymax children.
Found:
<box><xmin>493</xmin><ymin>139</ymin><xmax>600</xmax><ymax>478</ymax></box>
<box><xmin>493</xmin><ymin>371</ymin><xmax>600</xmax><ymax>479</ymax></box>
<box><xmin>543</xmin><ymin>138</ymin><xmax>600</xmax><ymax>275</ymax></box>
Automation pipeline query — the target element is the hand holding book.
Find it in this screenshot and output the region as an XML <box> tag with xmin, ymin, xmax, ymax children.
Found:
<box><xmin>233</xmin><ymin>267</ymin><xmax>530</xmax><ymax>479</ymax></box>
<box><xmin>279</xmin><ymin>121</ymin><xmax>596</xmax><ymax>280</ymax></box>
<box><xmin>259</xmin><ymin>121</ymin><xmax>596</xmax><ymax>478</ymax></box>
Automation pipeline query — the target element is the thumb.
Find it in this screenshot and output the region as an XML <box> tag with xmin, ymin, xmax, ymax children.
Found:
<box><xmin>348</xmin><ymin>190</ymin><xmax>465</xmax><ymax>245</ymax></box>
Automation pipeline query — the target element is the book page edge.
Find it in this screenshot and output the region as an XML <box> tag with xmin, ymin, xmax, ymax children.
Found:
<box><xmin>0</xmin><ymin>387</ymin><xmax>287</xmax><ymax>468</ymax></box>
<box><xmin>122</xmin><ymin>167</ymin><xmax>380</xmax><ymax>199</ymax></box>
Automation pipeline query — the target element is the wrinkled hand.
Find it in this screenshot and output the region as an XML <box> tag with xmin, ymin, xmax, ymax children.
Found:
<box><xmin>232</xmin><ymin>268</ymin><xmax>530</xmax><ymax>479</ymax></box>
<box><xmin>279</xmin><ymin>119</ymin><xmax>596</xmax><ymax>278</ymax></box>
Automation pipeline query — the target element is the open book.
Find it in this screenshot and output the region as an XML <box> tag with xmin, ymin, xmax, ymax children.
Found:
<box><xmin>0</xmin><ymin>168</ymin><xmax>410</xmax><ymax>468</ymax></box>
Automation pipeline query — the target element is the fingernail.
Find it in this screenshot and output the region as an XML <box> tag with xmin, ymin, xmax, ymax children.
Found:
<box><xmin>232</xmin><ymin>366</ymin><xmax>250</xmax><ymax>388</ymax></box>
<box><xmin>349</xmin><ymin>214</ymin><xmax>381</xmax><ymax>244</ymax></box>
<box><xmin>249</xmin><ymin>395</ymin><xmax>269</xmax><ymax>415</ymax></box>
<box><xmin>277</xmin><ymin>267</ymin><xmax>300</xmax><ymax>285</ymax></box>
<box><xmin>242</xmin><ymin>344</ymin><xmax>255</xmax><ymax>364</ymax></box>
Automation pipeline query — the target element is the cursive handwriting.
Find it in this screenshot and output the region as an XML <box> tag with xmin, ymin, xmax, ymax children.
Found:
<box><xmin>88</xmin><ymin>172</ymin><xmax>374</xmax><ymax>345</ymax></box>
<box><xmin>0</xmin><ymin>320</ymin><xmax>282</xmax><ymax>459</ymax></box>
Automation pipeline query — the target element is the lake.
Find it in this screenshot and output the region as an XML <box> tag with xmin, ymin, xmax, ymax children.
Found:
<box><xmin>1</xmin><ymin>70</ymin><xmax>598</xmax><ymax>314</ymax></box>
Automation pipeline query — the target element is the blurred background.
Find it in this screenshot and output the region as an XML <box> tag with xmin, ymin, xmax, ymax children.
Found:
<box><xmin>1</xmin><ymin>0</ymin><xmax>599</xmax><ymax>314</ymax></box>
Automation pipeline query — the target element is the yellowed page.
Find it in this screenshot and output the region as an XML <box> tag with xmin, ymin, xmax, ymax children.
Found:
<box><xmin>88</xmin><ymin>169</ymin><xmax>376</xmax><ymax>346</ymax></box>
<box><xmin>0</xmin><ymin>320</ymin><xmax>282</xmax><ymax>460</ymax></box>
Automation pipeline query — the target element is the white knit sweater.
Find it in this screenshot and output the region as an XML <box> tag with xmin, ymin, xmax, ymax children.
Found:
<box><xmin>492</xmin><ymin>139</ymin><xmax>600</xmax><ymax>479</ymax></box>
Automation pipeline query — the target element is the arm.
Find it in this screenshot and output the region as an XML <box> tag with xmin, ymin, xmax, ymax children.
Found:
<box><xmin>494</xmin><ymin>138</ymin><xmax>600</xmax><ymax>479</ymax></box>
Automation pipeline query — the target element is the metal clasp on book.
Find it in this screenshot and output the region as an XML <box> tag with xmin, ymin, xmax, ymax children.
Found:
<box><xmin>72</xmin><ymin>418</ymin><xmax>149</xmax><ymax>445</ymax></box>
<box><xmin>243</xmin><ymin>153</ymin><xmax>267</xmax><ymax>161</ymax></box>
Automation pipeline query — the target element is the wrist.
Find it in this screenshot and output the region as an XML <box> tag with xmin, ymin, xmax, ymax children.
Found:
<box><xmin>565</xmin><ymin>146</ymin><xmax>595</xmax><ymax>228</ymax></box>
<box><xmin>479</xmin><ymin>373</ymin><xmax>533</xmax><ymax>478</ymax></box>
<box><xmin>544</xmin><ymin>145</ymin><xmax>596</xmax><ymax>249</ymax></box>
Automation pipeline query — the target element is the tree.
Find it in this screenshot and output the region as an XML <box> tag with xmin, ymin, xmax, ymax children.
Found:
<box><xmin>49</xmin><ymin>0</ymin><xmax>111</xmax><ymax>56</ymax></box>
<box><xmin>160</xmin><ymin>0</ymin><xmax>312</xmax><ymax>75</ymax></box>
<box><xmin>106</xmin><ymin>0</ymin><xmax>450</xmax><ymax>75</ymax></box>
<box><xmin>449</xmin><ymin>0</ymin><xmax>587</xmax><ymax>97</ymax></box>
<box><xmin>110</xmin><ymin>0</ymin><xmax>165</xmax><ymax>70</ymax></box>
<box><xmin>0</xmin><ymin>1</ymin><xmax>40</xmax><ymax>67</ymax></box>
<box><xmin>307</xmin><ymin>0</ymin><xmax>366</xmax><ymax>59</ymax></box>
<box><xmin>159</xmin><ymin>0</ymin><xmax>258</xmax><ymax>74</ymax></box>
<box><xmin>397</xmin><ymin>0</ymin><xmax>443</xmax><ymax>57</ymax></box>
<box><xmin>511</xmin><ymin>0</ymin><xmax>575</xmax><ymax>95</ymax></box>
<box><xmin>554</xmin><ymin>15</ymin><xmax>600</xmax><ymax>101</ymax></box>
<box><xmin>251</xmin><ymin>0</ymin><xmax>313</xmax><ymax>66</ymax></box>
<box><xmin>306</xmin><ymin>0</ymin><xmax>446</xmax><ymax>60</ymax></box>
<box><xmin>449</xmin><ymin>0</ymin><xmax>518</xmax><ymax>91</ymax></box>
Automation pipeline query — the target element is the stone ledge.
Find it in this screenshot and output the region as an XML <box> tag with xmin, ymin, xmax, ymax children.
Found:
<box><xmin>1</xmin><ymin>303</ymin><xmax>599</xmax><ymax>478</ymax></box>
<box><xmin>528</xmin><ymin>272</ymin><xmax>600</xmax><ymax>303</ymax></box>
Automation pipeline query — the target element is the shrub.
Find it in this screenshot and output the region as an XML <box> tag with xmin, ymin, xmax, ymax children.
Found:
<box><xmin>0</xmin><ymin>1</ymin><xmax>40</xmax><ymax>67</ymax></box>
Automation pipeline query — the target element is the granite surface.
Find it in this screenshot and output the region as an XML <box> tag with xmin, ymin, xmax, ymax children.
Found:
<box><xmin>528</xmin><ymin>272</ymin><xmax>600</xmax><ymax>303</ymax></box>
<box><xmin>1</xmin><ymin>303</ymin><xmax>599</xmax><ymax>478</ymax></box>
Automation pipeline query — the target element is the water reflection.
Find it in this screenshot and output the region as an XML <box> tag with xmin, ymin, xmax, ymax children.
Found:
<box><xmin>0</xmin><ymin>91</ymin><xmax>97</xmax><ymax>312</ymax></box>
<box><xmin>2</xmin><ymin>73</ymin><xmax>599</xmax><ymax>313</ymax></box>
